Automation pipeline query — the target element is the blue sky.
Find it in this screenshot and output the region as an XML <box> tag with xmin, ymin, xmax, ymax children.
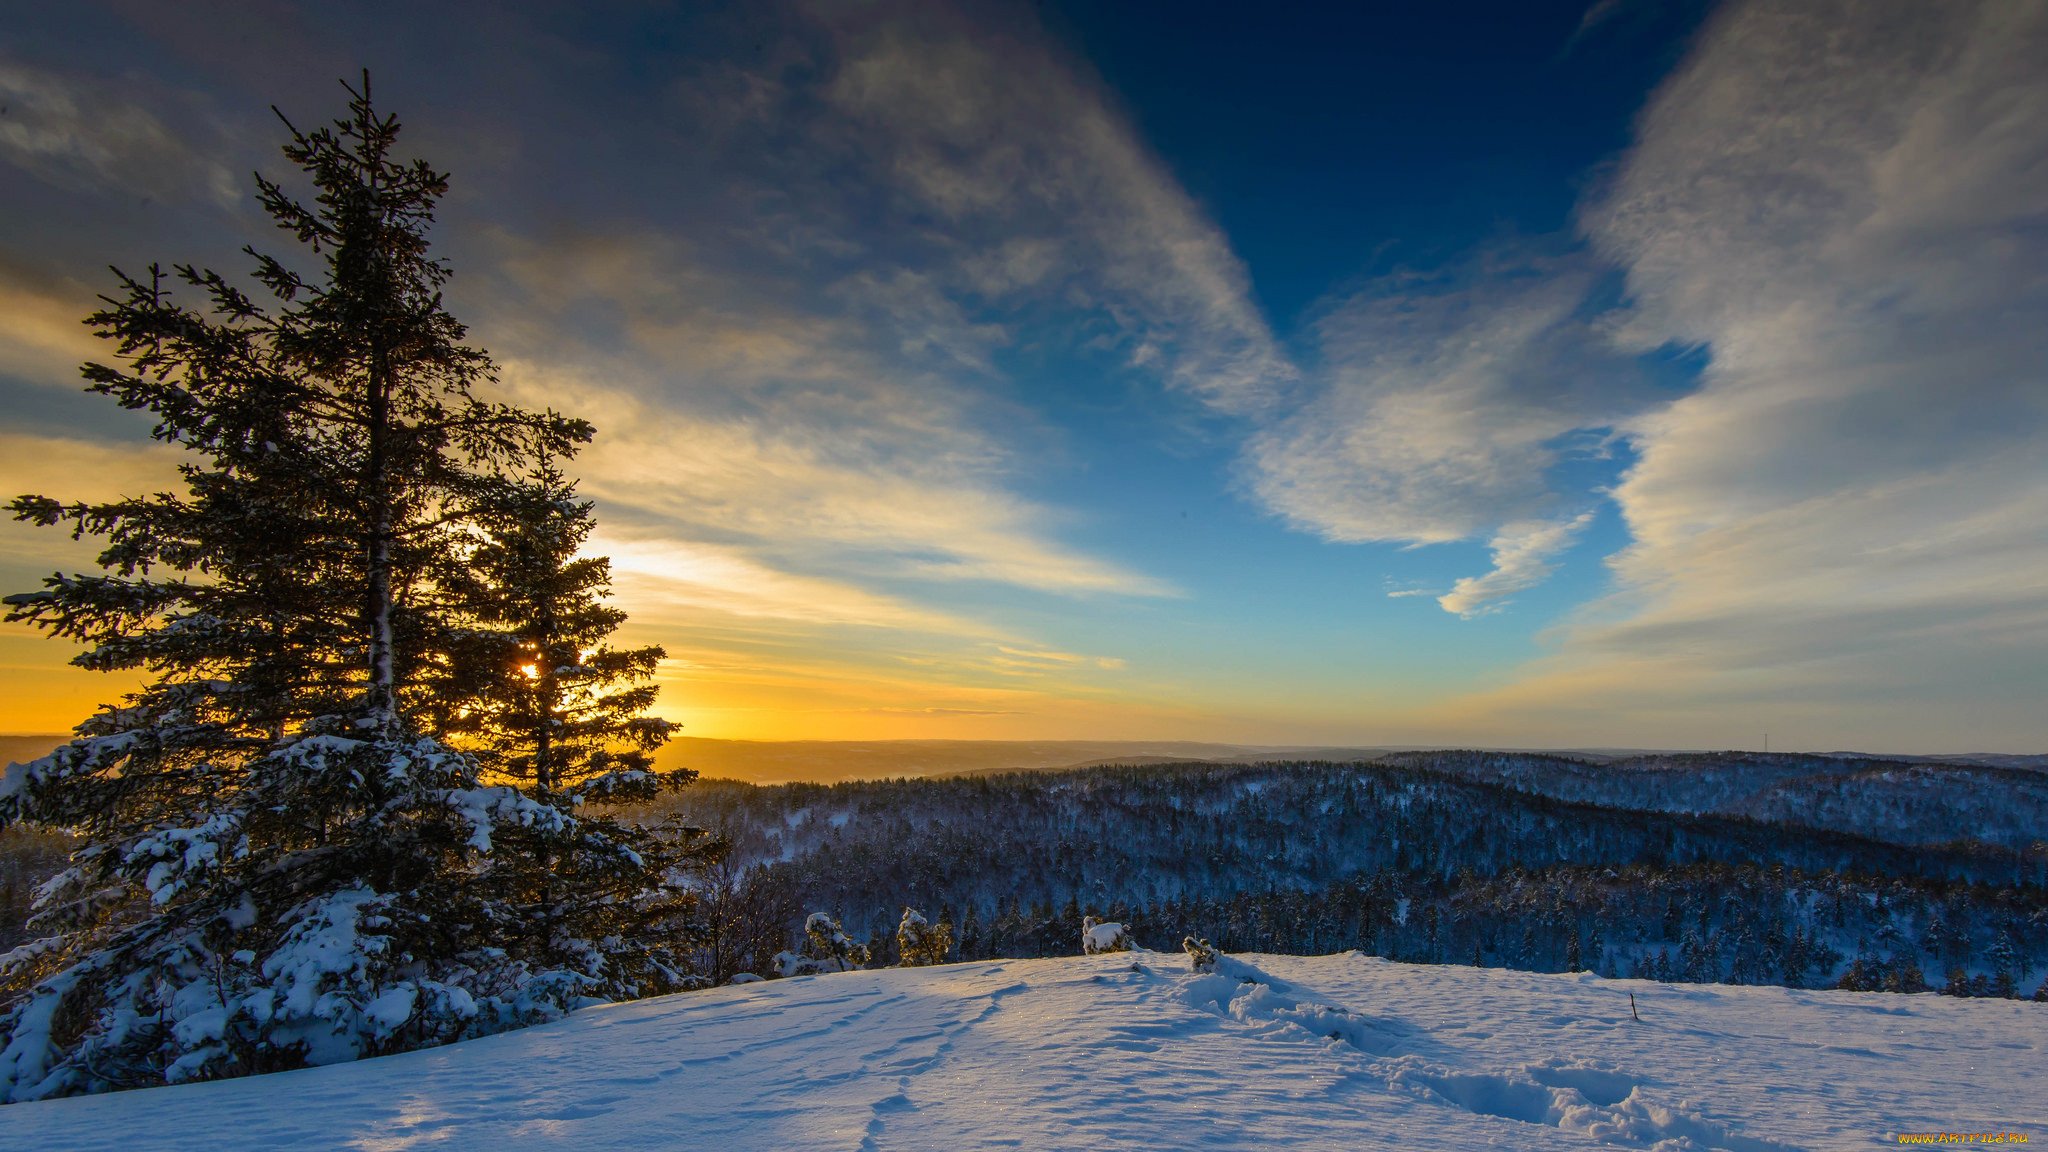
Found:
<box><xmin>2</xmin><ymin>0</ymin><xmax>2044</xmax><ymax>752</ymax></box>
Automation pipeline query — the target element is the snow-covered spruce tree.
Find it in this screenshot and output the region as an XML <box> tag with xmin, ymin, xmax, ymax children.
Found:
<box><xmin>434</xmin><ymin>464</ymin><xmax>717</xmax><ymax>992</ymax></box>
<box><xmin>0</xmin><ymin>78</ymin><xmax>680</xmax><ymax>1100</ymax></box>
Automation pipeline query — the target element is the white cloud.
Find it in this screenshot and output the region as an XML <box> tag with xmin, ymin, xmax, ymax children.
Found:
<box><xmin>465</xmin><ymin>4</ymin><xmax>1293</xmax><ymax>613</ymax></box>
<box><xmin>1437</xmin><ymin>512</ymin><xmax>1597</xmax><ymax>619</ymax></box>
<box><xmin>1244</xmin><ymin>0</ymin><xmax>2048</xmax><ymax>696</ymax></box>
<box><xmin>1443</xmin><ymin>0</ymin><xmax>2048</xmax><ymax>746</ymax></box>
<box><xmin>0</xmin><ymin>3</ymin><xmax>1246</xmax><ymax>737</ymax></box>
<box><xmin>1247</xmin><ymin>253</ymin><xmax>1641</xmax><ymax>548</ymax></box>
<box><xmin>492</xmin><ymin>351</ymin><xmax>1173</xmax><ymax>601</ymax></box>
<box><xmin>1233</xmin><ymin>248</ymin><xmax>1648</xmax><ymax>614</ymax></box>
<box><xmin>596</xmin><ymin>534</ymin><xmax>991</xmax><ymax>636</ymax></box>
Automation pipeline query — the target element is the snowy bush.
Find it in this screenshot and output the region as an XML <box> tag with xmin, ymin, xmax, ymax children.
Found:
<box><xmin>1082</xmin><ymin>917</ymin><xmax>1132</xmax><ymax>955</ymax></box>
<box><xmin>773</xmin><ymin>912</ymin><xmax>868</xmax><ymax>977</ymax></box>
<box><xmin>897</xmin><ymin>908</ymin><xmax>951</xmax><ymax>967</ymax></box>
<box><xmin>1183</xmin><ymin>936</ymin><xmax>1219</xmax><ymax>974</ymax></box>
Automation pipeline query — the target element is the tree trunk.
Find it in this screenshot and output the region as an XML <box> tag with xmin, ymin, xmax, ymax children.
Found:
<box><xmin>365</xmin><ymin>344</ymin><xmax>397</xmax><ymax>734</ymax></box>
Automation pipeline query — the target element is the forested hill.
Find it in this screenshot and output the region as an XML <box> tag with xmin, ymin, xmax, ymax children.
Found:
<box><xmin>675</xmin><ymin>760</ymin><xmax>2034</xmax><ymax>894</ymax></box>
<box><xmin>1375</xmin><ymin>750</ymin><xmax>2048</xmax><ymax>849</ymax></box>
<box><xmin>657</xmin><ymin>759</ymin><xmax>2048</xmax><ymax>997</ymax></box>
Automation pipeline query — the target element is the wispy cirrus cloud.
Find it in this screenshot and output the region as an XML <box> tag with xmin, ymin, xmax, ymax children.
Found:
<box><xmin>487</xmin><ymin>337</ymin><xmax>1173</xmax><ymax>603</ymax></box>
<box><xmin>1426</xmin><ymin>0</ymin><xmax>2048</xmax><ymax>747</ymax></box>
<box><xmin>1222</xmin><ymin>0</ymin><xmax>2048</xmax><ymax>719</ymax></box>
<box><xmin>1229</xmin><ymin>247</ymin><xmax>1647</xmax><ymax>614</ymax></box>
<box><xmin>2</xmin><ymin>2</ymin><xmax>1226</xmax><ymax>736</ymax></box>
<box><xmin>0</xmin><ymin>59</ymin><xmax>239</xmax><ymax>205</ymax></box>
<box><xmin>991</xmin><ymin>646</ymin><xmax>1127</xmax><ymax>673</ymax></box>
<box><xmin>596</xmin><ymin>535</ymin><xmax>991</xmax><ymax>637</ymax></box>
<box><xmin>462</xmin><ymin>1</ymin><xmax>1303</xmax><ymax>614</ymax></box>
<box><xmin>1247</xmin><ymin>250</ymin><xmax>1643</xmax><ymax>547</ymax></box>
<box><xmin>813</xmin><ymin>7</ymin><xmax>1298</xmax><ymax>414</ymax></box>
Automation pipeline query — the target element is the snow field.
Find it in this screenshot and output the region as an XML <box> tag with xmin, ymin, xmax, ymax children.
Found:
<box><xmin>1</xmin><ymin>950</ymin><xmax>2041</xmax><ymax>1150</ymax></box>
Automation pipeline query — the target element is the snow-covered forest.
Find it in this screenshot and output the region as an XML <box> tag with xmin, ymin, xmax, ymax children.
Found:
<box><xmin>655</xmin><ymin>755</ymin><xmax>2048</xmax><ymax>998</ymax></box>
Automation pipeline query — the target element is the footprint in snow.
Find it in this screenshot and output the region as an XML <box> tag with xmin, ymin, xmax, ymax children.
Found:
<box><xmin>1524</xmin><ymin>1060</ymin><xmax>1637</xmax><ymax>1107</ymax></box>
<box><xmin>1177</xmin><ymin>956</ymin><xmax>1406</xmax><ymax>1056</ymax></box>
<box><xmin>1385</xmin><ymin>1058</ymin><xmax>1797</xmax><ymax>1152</ymax></box>
<box><xmin>1166</xmin><ymin>957</ymin><xmax>1787</xmax><ymax>1152</ymax></box>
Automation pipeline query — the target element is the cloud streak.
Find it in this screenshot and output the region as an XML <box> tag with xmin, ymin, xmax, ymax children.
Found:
<box><xmin>817</xmin><ymin>9</ymin><xmax>1297</xmax><ymax>414</ymax></box>
<box><xmin>450</xmin><ymin>2</ymin><xmax>1319</xmax><ymax>618</ymax></box>
<box><xmin>3</xmin><ymin>4</ymin><xmax>1237</xmax><ymax>737</ymax></box>
<box><xmin>0</xmin><ymin>59</ymin><xmax>238</xmax><ymax>205</ymax></box>
<box><xmin>1437</xmin><ymin>513</ymin><xmax>1597</xmax><ymax>619</ymax></box>
<box><xmin>0</xmin><ymin>263</ymin><xmax>102</xmax><ymax>388</ymax></box>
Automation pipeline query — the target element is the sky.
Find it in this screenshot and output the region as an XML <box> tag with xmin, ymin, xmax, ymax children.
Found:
<box><xmin>1</xmin><ymin>0</ymin><xmax>2044</xmax><ymax>753</ymax></box>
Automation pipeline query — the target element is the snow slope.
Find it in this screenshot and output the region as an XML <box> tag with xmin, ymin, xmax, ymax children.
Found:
<box><xmin>3</xmin><ymin>952</ymin><xmax>2041</xmax><ymax>1150</ymax></box>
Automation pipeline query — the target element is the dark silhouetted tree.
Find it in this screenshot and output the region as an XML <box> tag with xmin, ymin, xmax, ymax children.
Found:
<box><xmin>0</xmin><ymin>76</ymin><xmax>697</xmax><ymax>1100</ymax></box>
<box><xmin>438</xmin><ymin>463</ymin><xmax>714</xmax><ymax>986</ymax></box>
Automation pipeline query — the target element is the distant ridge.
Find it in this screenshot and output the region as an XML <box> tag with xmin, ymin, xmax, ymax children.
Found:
<box><xmin>653</xmin><ymin>740</ymin><xmax>2048</xmax><ymax>785</ymax></box>
<box><xmin>0</xmin><ymin>735</ymin><xmax>66</xmax><ymax>768</ymax></box>
<box><xmin>1823</xmin><ymin>750</ymin><xmax>2048</xmax><ymax>773</ymax></box>
<box><xmin>9</xmin><ymin>733</ymin><xmax>2039</xmax><ymax>783</ymax></box>
<box><xmin>645</xmin><ymin>739</ymin><xmax>1853</xmax><ymax>784</ymax></box>
<box><xmin>653</xmin><ymin>738</ymin><xmax>1295</xmax><ymax>784</ymax></box>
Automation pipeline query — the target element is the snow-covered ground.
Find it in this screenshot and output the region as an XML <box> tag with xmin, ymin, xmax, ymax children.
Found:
<box><xmin>3</xmin><ymin>951</ymin><xmax>2041</xmax><ymax>1150</ymax></box>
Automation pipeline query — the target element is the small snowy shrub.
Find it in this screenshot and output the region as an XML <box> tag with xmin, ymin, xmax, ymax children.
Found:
<box><xmin>897</xmin><ymin>908</ymin><xmax>951</xmax><ymax>967</ymax></box>
<box><xmin>774</xmin><ymin>912</ymin><xmax>868</xmax><ymax>977</ymax></box>
<box><xmin>1081</xmin><ymin>917</ymin><xmax>1132</xmax><ymax>955</ymax></box>
<box><xmin>1183</xmin><ymin>936</ymin><xmax>1219</xmax><ymax>974</ymax></box>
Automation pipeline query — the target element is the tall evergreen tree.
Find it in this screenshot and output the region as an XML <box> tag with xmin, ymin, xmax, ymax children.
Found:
<box><xmin>438</xmin><ymin>465</ymin><xmax>673</xmax><ymax>795</ymax></box>
<box><xmin>436</xmin><ymin>464</ymin><xmax>715</xmax><ymax>988</ymax></box>
<box><xmin>0</xmin><ymin>77</ymin><xmax>695</xmax><ymax>1100</ymax></box>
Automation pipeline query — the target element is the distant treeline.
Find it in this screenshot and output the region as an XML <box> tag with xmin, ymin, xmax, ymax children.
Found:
<box><xmin>1377</xmin><ymin>749</ymin><xmax>2048</xmax><ymax>850</ymax></box>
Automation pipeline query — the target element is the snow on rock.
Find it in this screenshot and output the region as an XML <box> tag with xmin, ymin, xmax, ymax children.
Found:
<box><xmin>2</xmin><ymin>952</ymin><xmax>2041</xmax><ymax>1149</ymax></box>
<box><xmin>1081</xmin><ymin>916</ymin><xmax>1131</xmax><ymax>954</ymax></box>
